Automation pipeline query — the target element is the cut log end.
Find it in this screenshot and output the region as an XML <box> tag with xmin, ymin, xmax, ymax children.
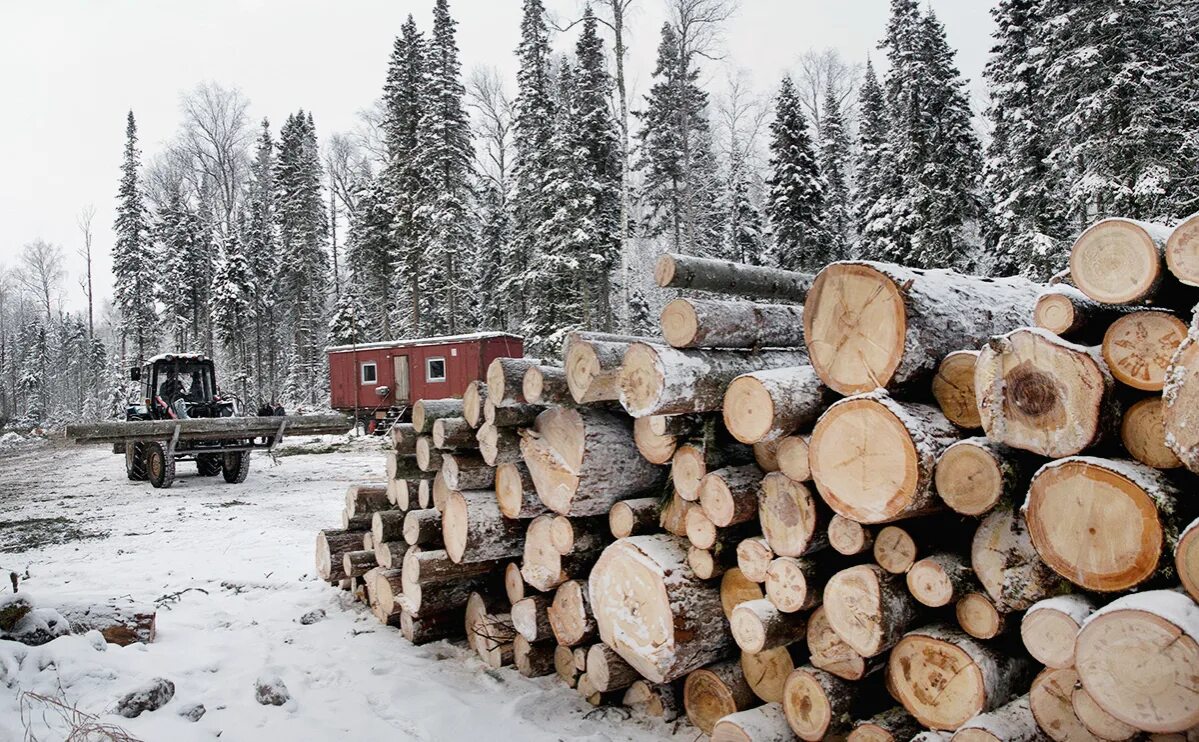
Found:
<box><xmin>1102</xmin><ymin>311</ymin><xmax>1187</xmax><ymax>392</ymax></box>
<box><xmin>1165</xmin><ymin>211</ymin><xmax>1199</xmax><ymax>286</ymax></box>
<box><xmin>660</xmin><ymin>298</ymin><xmax>701</xmax><ymax>348</ymax></box>
<box><xmin>934</xmin><ymin>439</ymin><xmax>1009</xmax><ymax>517</ymax></box>
<box><xmin>933</xmin><ymin>350</ymin><xmax>981</xmax><ymax>429</ymax></box>
<box><xmin>828</xmin><ymin>514</ymin><xmax>873</xmax><ymax>556</ymax></box>
<box><xmin>1033</xmin><ymin>291</ymin><xmax>1081</xmax><ymax>336</ymax></box>
<box><xmin>1123</xmin><ymin>397</ymin><xmax>1183</xmax><ymax>470</ymax></box>
<box><xmin>1069</xmin><ymin>218</ymin><xmax>1168</xmax><ymax>305</ymax></box>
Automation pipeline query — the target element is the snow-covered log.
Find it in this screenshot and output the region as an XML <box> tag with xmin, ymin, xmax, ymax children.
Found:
<box><xmin>906</xmin><ymin>553</ymin><xmax>978</xmax><ymax>608</ymax></box>
<box><xmin>823</xmin><ymin>565</ymin><xmax>923</xmax><ymax>657</ymax></box>
<box><xmin>442</xmin><ymin>489</ymin><xmax>525</xmax><ymax>564</ymax></box>
<box><xmin>564</xmin><ymin>333</ymin><xmax>652</xmax><ymax>404</ymax></box>
<box><xmin>827</xmin><ymin>514</ymin><xmax>874</xmax><ymax>556</ymax></box>
<box><xmin>1068</xmin><ymin>218</ymin><xmax>1176</xmax><ymax>305</ymax></box>
<box><xmin>412</xmin><ymin>398</ymin><xmax>465</xmax><ymax>434</ymax></box>
<box><xmin>522</xmin><ymin>364</ymin><xmax>570</xmax><ymax>406</ymax></box>
<box><xmin>1122</xmin><ymin>396</ymin><xmax>1183</xmax><ymax>469</ymax></box>
<box><xmin>1179</xmin><ymin>517</ymin><xmax>1199</xmax><ymax>602</ymax></box>
<box><xmin>654</xmin><ymin>252</ymin><xmax>814</xmax><ymax>301</ymax></box>
<box><xmin>775</xmin><ymin>434</ymin><xmax>811</xmax><ymax>482</ymax></box>
<box><xmin>934</xmin><ymin>438</ymin><xmax>1029</xmax><ymax>517</ymax></box>
<box><xmin>1019</xmin><ymin>594</ymin><xmax>1096</xmax><ymax>669</ymax></box>
<box><xmin>722</xmin><ymin>366</ymin><xmax>827</xmax><ymax>444</ymax></box>
<box><xmin>632</xmin><ymin>416</ymin><xmax>678</xmax><ymax>464</ymax></box>
<box><xmin>698</xmin><ymin>464</ymin><xmax>764</xmax><ymax>527</ymax></box>
<box><xmin>462</xmin><ymin>380</ymin><xmax>487</xmax><ymax>428</ymax></box>
<box><xmin>970</xmin><ymin>505</ymin><xmax>1069</xmax><ymax>612</ymax></box>
<box><xmin>440</xmin><ymin>452</ymin><xmax>494</xmax><ymax>491</ymax></box>
<box><xmin>608</xmin><ymin>497</ymin><xmax>660</xmax><ymax>539</ymax></box>
<box><xmin>807</xmin><ymin>605</ymin><xmax>880</xmax><ymax>682</ymax></box>
<box><xmin>1166</xmin><ymin>211</ymin><xmax>1199</xmax><ymax>286</ymax></box>
<box><xmin>476</xmin><ymin>422</ymin><xmax>522</xmax><ymax>466</ymax></box>
<box><xmin>1032</xmin><ymin>283</ymin><xmax>1138</xmax><ymax>342</ymax></box>
<box><xmin>735</xmin><ymin>537</ymin><xmax>774</xmax><ymax>583</ymax></box>
<box><xmin>486</xmin><ymin>356</ymin><xmax>542</xmax><ymax>407</ymax></box>
<box><xmin>494</xmin><ymin>462</ymin><xmax>546</xmax><ymax>519</ymax></box>
<box><xmin>932</xmin><ymin>350</ymin><xmax>982</xmax><ymax>430</ymax></box>
<box><xmin>711</xmin><ymin>702</ymin><xmax>794</xmax><ymax>742</ymax></box>
<box><xmin>660</xmin><ymin>298</ymin><xmax>806</xmax><ymax>350</ymax></box>
<box><xmin>951</xmin><ymin>695</ymin><xmax>1043</xmax><ymax>742</ymax></box>
<box><xmin>431</xmin><ymin>417</ymin><xmax>476</xmax><ymax>449</ymax></box>
<box><xmin>781</xmin><ymin>665</ymin><xmax>859</xmax><ymax>741</ymax></box>
<box><xmin>730</xmin><ymin>598</ymin><xmax>807</xmax><ymax>653</ymax></box>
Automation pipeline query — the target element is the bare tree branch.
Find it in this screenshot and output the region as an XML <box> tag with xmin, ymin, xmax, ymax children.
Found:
<box><xmin>467</xmin><ymin>65</ymin><xmax>514</xmax><ymax>193</ymax></box>
<box><xmin>794</xmin><ymin>48</ymin><xmax>862</xmax><ymax>131</ymax></box>
<box><xmin>14</xmin><ymin>239</ymin><xmax>64</xmax><ymax>322</ymax></box>
<box><xmin>178</xmin><ymin>82</ymin><xmax>252</xmax><ymax>234</ymax></box>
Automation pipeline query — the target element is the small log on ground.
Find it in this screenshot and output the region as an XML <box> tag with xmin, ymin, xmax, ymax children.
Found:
<box><xmin>513</xmin><ymin>635</ymin><xmax>556</xmax><ymax>677</ymax></box>
<box><xmin>808</xmin><ymin>605</ymin><xmax>879</xmax><ymax>682</ymax></box>
<box><xmin>402</xmin><ymin>508</ymin><xmax>442</xmax><ymax>547</ymax></box>
<box><xmin>824</xmin><ymin>564</ymin><xmax>923</xmax><ymax>657</ymax></box>
<box><xmin>589</xmin><ymin>534</ymin><xmax>735</xmax><ymax>683</ymax></box>
<box><xmin>933</xmin><ymin>350</ymin><xmax>982</xmax><ymax>430</ymax></box>
<box><xmin>661</xmin><ymin>297</ymin><xmax>806</xmax><ymax>350</ymax></box>
<box><xmin>764</xmin><ymin>555</ymin><xmax>835</xmax><ymax>613</ymax></box>
<box><xmin>1026</xmin><ymin>456</ymin><xmax>1184</xmax><ymax>592</ymax></box>
<box><xmin>623</xmin><ymin>679</ymin><xmax>683</xmax><ymax>721</ymax></box>
<box><xmin>782</xmin><ymin>665</ymin><xmax>859</xmax><ymax>741</ymax></box>
<box><xmin>431</xmin><ymin>417</ymin><xmax>476</xmax><ymax>449</ymax></box>
<box><xmin>723</xmin><ymin>366</ymin><xmax>827</xmax><ymax>444</ymax></box>
<box><xmin>442</xmin><ymin>490</ymin><xmax>525</xmax><ymax>564</ymax></box>
<box><xmin>699</xmin><ymin>464</ymin><xmax>765</xmax><ymax>527</ymax></box>
<box><xmin>495</xmin><ymin>463</ymin><xmax>546</xmax><ymax>519</ymax></box>
<box><xmin>736</xmin><ymin>537</ymin><xmax>774</xmax><ymax>583</ymax></box>
<box><xmin>810</xmin><ymin>393</ymin><xmax>959</xmax><ymax>523</ymax></box>
<box><xmin>463</xmin><ymin>380</ymin><xmax>487</xmax><ymax>428</ymax></box>
<box><xmin>620</xmin><ymin>343</ymin><xmax>808</xmax><ymax>417</ymax></box>
<box><xmin>906</xmin><ymin>553</ymin><xmax>978</xmax><ymax>608</ymax></box>
<box><xmin>1123</xmin><ymin>396</ymin><xmax>1183</xmax><ymax>469</ymax></box>
<box><xmin>400</xmin><ymin>607</ymin><xmax>464</xmax><ymax>644</ymax></box>
<box><xmin>683</xmin><ymin>658</ymin><xmax>757</xmax><ymax>735</ymax></box>
<box><xmin>975</xmin><ymin>328</ymin><xmax>1117</xmax><ymax>458</ymax></box>
<box><xmin>731</xmin><ymin>598</ymin><xmax>807</xmax><ymax>653</ymax></box>
<box><xmin>487</xmin><ymin>356</ymin><xmax>542</xmax><ymax>407</ymax></box>
<box><xmin>521</xmin><ymin>407</ymin><xmax>666</xmax><ymax>516</ymax></box>
<box><xmin>564</xmin><ymin>332</ymin><xmax>651</xmax><ymax>404</ymax></box>
<box><xmin>952</xmin><ymin>695</ymin><xmax>1043</xmax><ymax>742</ymax></box>
<box><xmin>955</xmin><ymin>592</ymin><xmax>1008</xmax><ymax>641</ymax></box>
<box><xmin>1068</xmin><ymin>217</ymin><xmax>1175</xmax><ymax>305</ymax></box>
<box><xmin>934</xmin><ymin>438</ymin><xmax>1030</xmax><ymax>517</ymax></box>
<box><xmin>1074</xmin><ymin>590</ymin><xmax>1199</xmax><ymax>734</ymax></box>
<box><xmin>711</xmin><ymin>702</ymin><xmax>794</xmax><ymax>742</ymax></box>
<box><xmin>655</xmin><ymin>252</ymin><xmax>814</xmax><ymax>301</ymax></box>
<box><xmin>1028</xmin><ymin>667</ymin><xmax>1093</xmax><ymax>742</ymax></box>
<box><xmin>586</xmin><ymin>643</ymin><xmax>640</xmax><ymax>692</ymax></box>
<box><xmin>721</xmin><ymin>567</ymin><xmax>765</xmax><ymax>618</ymax></box>
<box><xmin>522</xmin><ymin>364</ymin><xmax>570</xmax><ymax>406</ymax></box>
<box><xmin>1101</xmin><ymin>310</ymin><xmax>1188</xmax><ymax>391</ymax></box>
<box><xmin>828</xmin><ymin>514</ymin><xmax>874</xmax><ymax>556</ymax></box>
<box><xmin>1166</xmin><ymin>211</ymin><xmax>1199</xmax><ymax>286</ymax></box>
<box><xmin>848</xmin><ymin>707</ymin><xmax>922</xmax><ymax>742</ymax></box>
<box><xmin>887</xmin><ymin>624</ymin><xmax>1034</xmax><ymax>731</ymax></box>
<box><xmin>1020</xmin><ymin>594</ymin><xmax>1097</xmax><ymax>669</ymax></box>
<box><xmin>412</xmin><ymin>398</ymin><xmax>465</xmax><ymax>434</ymax></box>
<box><xmin>477</xmin><ymin>422</ymin><xmax>522</xmax><ymax>466</ymax></box>
<box><xmin>776</xmin><ymin>434</ymin><xmax>811</xmax><ymax>483</ymax></box>
<box><xmin>608</xmin><ymin>497</ymin><xmax>660</xmax><ymax>538</ymax></box>
<box><xmin>1179</xmin><ymin>517</ymin><xmax>1199</xmax><ymax>602</ymax></box>
<box><xmin>391</xmin><ymin>423</ymin><xmax>418</xmax><ymax>454</ymax></box>
<box><xmin>803</xmin><ymin>261</ymin><xmax>1040</xmax><ymax>395</ymax></box>
<box><xmin>316</xmin><ymin>529</ymin><xmax>365</xmax><ymax>581</ymax></box>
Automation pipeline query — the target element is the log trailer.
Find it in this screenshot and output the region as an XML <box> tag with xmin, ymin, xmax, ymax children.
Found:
<box><xmin>64</xmin><ymin>353</ymin><xmax>352</xmax><ymax>489</ymax></box>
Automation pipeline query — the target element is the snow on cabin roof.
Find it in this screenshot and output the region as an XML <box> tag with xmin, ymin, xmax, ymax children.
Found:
<box><xmin>325</xmin><ymin>331</ymin><xmax>523</xmax><ymax>354</ymax></box>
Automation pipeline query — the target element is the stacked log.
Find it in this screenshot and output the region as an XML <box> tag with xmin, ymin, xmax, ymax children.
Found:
<box><xmin>312</xmin><ymin>237</ymin><xmax>1199</xmax><ymax>739</ymax></box>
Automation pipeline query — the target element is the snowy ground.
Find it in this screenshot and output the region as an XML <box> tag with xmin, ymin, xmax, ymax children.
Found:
<box><xmin>0</xmin><ymin>437</ymin><xmax>684</xmax><ymax>741</ymax></box>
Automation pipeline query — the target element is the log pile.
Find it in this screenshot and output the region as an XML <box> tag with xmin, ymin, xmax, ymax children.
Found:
<box><xmin>315</xmin><ymin>230</ymin><xmax>1199</xmax><ymax>739</ymax></box>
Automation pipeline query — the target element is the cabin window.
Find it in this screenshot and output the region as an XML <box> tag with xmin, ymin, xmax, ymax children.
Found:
<box><xmin>360</xmin><ymin>362</ymin><xmax>378</xmax><ymax>384</ymax></box>
<box><xmin>426</xmin><ymin>357</ymin><xmax>447</xmax><ymax>382</ymax></box>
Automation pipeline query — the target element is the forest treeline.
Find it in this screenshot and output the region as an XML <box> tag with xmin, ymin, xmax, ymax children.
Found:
<box><xmin>1</xmin><ymin>0</ymin><xmax>1196</xmax><ymax>427</ymax></box>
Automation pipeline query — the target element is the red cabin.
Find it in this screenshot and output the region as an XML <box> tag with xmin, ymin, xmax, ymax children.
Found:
<box><xmin>326</xmin><ymin>332</ymin><xmax>523</xmax><ymax>429</ymax></box>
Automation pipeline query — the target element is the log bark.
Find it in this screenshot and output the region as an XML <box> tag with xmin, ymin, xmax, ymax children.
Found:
<box><xmin>1069</xmin><ymin>218</ymin><xmax>1176</xmax><ymax>305</ymax></box>
<box><xmin>623</xmin><ymin>679</ymin><xmax>683</xmax><ymax>721</ymax></box>
<box><xmin>1020</xmin><ymin>594</ymin><xmax>1097</xmax><ymax>669</ymax></box>
<box><xmin>782</xmin><ymin>665</ymin><xmax>858</xmax><ymax>740</ymax></box>
<box><xmin>673</xmin><ymin>436</ymin><xmax>753</xmax><ymax>501</ymax></box>
<box><xmin>848</xmin><ymin>707</ymin><xmax>922</xmax><ymax>742</ymax></box>
<box><xmin>484</xmin><ymin>399</ymin><xmax>543</xmax><ymax>427</ymax></box>
<box><xmin>371</xmin><ymin>509</ymin><xmax>405</xmax><ymax>545</ymax></box>
<box><xmin>684</xmin><ymin>658</ymin><xmax>757</xmax><ymax>735</ymax></box>
<box><xmin>934</xmin><ymin>437</ymin><xmax>1030</xmax><ymax>517</ymax></box>
<box><xmin>547</xmin><ymin>579</ymin><xmax>596</xmax><ymax>647</ymax></box>
<box><xmin>1101</xmin><ymin>310</ymin><xmax>1188</xmax><ymax>392</ymax></box>
<box><xmin>933</xmin><ymin>350</ymin><xmax>982</xmax><ymax>430</ymax></box>
<box><xmin>1123</xmin><ymin>396</ymin><xmax>1183</xmax><ymax>469</ymax></box>
<box><xmin>723</xmin><ymin>366</ymin><xmax>828</xmax><ymax>445</ymax></box>
<box><xmin>808</xmin><ymin>604</ymin><xmax>880</xmax><ymax>682</ymax></box>
<box><xmin>387</xmin><ymin>453</ymin><xmax>433</xmax><ymax>481</ymax></box>
<box><xmin>828</xmin><ymin>514</ymin><xmax>874</xmax><ymax>556</ymax></box>
<box><xmin>975</xmin><ymin>328</ymin><xmax>1118</xmax><ymax>458</ymax></box>
<box><xmin>650</xmin><ymin>413</ymin><xmax>707</xmax><ymax>436</ymax></box>
<box><xmin>1166</xmin><ymin>211</ymin><xmax>1199</xmax><ymax>286</ymax></box>
<box><xmin>1028</xmin><ymin>667</ymin><xmax>1093</xmax><ymax>742</ymax></box>
<box><xmin>952</xmin><ymin>695</ymin><xmax>1044</xmax><ymax>742</ymax></box>
<box><xmin>906</xmin><ymin>553</ymin><xmax>979</xmax><ymax>608</ymax></box>
<box><xmin>345</xmin><ymin>484</ymin><xmax>390</xmax><ymax>516</ymax></box>
<box><xmin>1033</xmin><ymin>284</ymin><xmax>1138</xmax><ymax>343</ymax></box>
<box><xmin>776</xmin><ymin>435</ymin><xmax>811</xmax><ymax>483</ymax></box>
<box><xmin>620</xmin><ymin>343</ymin><xmax>809</xmax><ymax>418</ymax></box>
<box><xmin>402</xmin><ymin>508</ymin><xmax>442</xmax><ymax>547</ymax></box>
<box><xmin>586</xmin><ymin>642</ymin><xmax>640</xmax><ymax>692</ymax></box>
<box><xmin>655</xmin><ymin>252</ymin><xmax>814</xmax><ymax>301</ymax></box>
<box><xmin>442</xmin><ymin>490</ymin><xmax>525</xmax><ymax>564</ymax></box>
<box><xmin>888</xmin><ymin>624</ymin><xmax>1034</xmax><ymax>731</ymax></box>
<box><xmin>431</xmin><ymin>417</ymin><xmax>476</xmax><ymax>449</ymax></box>
<box><xmin>476</xmin><ymin>422</ymin><xmax>522</xmax><ymax>466</ymax></box>
<box><xmin>400</xmin><ymin>607</ymin><xmax>464</xmax><ymax>644</ymax></box>
<box><xmin>758</xmin><ymin>472</ymin><xmax>828</xmax><ymax>558</ymax></box>
<box><xmin>522</xmin><ymin>365</ymin><xmax>570</xmax><ymax>406</ymax></box>
<box><xmin>711</xmin><ymin>702</ymin><xmax>794</xmax><ymax>742</ymax></box>
<box><xmin>520</xmin><ymin>407</ymin><xmax>666</xmax><ymax>516</ymax></box>
<box><xmin>608</xmin><ymin>497</ymin><xmax>660</xmax><ymax>539</ymax></box>
<box><xmin>391</xmin><ymin>423</ymin><xmax>418</xmax><ymax>454</ymax></box>
<box><xmin>374</xmin><ymin>540</ymin><xmax>407</xmax><ymax>570</ymax></box>
<box><xmin>342</xmin><ymin>549</ymin><xmax>377</xmax><ymax>578</ymax></box>
<box><xmin>955</xmin><ymin>592</ymin><xmax>1008</xmax><ymax>641</ymax></box>
<box><xmin>1179</xmin><ymin>518</ymin><xmax>1199</xmax><ymax>602</ymax></box>
<box><xmin>316</xmin><ymin>528</ymin><xmax>365</xmax><ymax>581</ymax></box>
<box><xmin>1074</xmin><ymin>589</ymin><xmax>1199</xmax><ymax>734</ymax></box>
<box><xmin>731</xmin><ymin>598</ymin><xmax>807</xmax><ymax>653</ymax></box>
<box><xmin>589</xmin><ymin>534</ymin><xmax>735</xmax><ymax>683</ymax></box>
<box><xmin>486</xmin><ymin>356</ymin><xmax>542</xmax><ymax>407</ymax></box>
<box><xmin>660</xmin><ymin>297</ymin><xmax>806</xmax><ymax>349</ymax></box>
<box><xmin>564</xmin><ymin>332</ymin><xmax>651</xmax><ymax>404</ymax></box>
<box><xmin>971</xmin><ymin>504</ymin><xmax>1069</xmax><ymax>612</ymax></box>
<box><xmin>633</xmin><ymin>416</ymin><xmax>678</xmax><ymax>464</ymax></box>
<box><xmin>495</xmin><ymin>462</ymin><xmax>547</xmax><ymax>519</ymax></box>
<box><xmin>764</xmin><ymin>554</ymin><xmax>836</xmax><ymax>613</ymax></box>
<box><xmin>803</xmin><ymin>261</ymin><xmax>1040</xmax><ymax>395</ymax></box>
<box><xmin>824</xmin><ymin>565</ymin><xmax>924</xmax><ymax>657</ymax></box>
<box><xmin>412</xmin><ymin>398</ymin><xmax>465</xmax><ymax>434</ymax></box>
<box><xmin>736</xmin><ymin>537</ymin><xmax>774</xmax><ymax>583</ymax></box>
<box><xmin>513</xmin><ymin>635</ymin><xmax>556</xmax><ymax>678</ymax></box>
<box><xmin>810</xmin><ymin>393</ymin><xmax>959</xmax><ymax>523</ymax></box>
<box><xmin>1026</xmin><ymin>456</ymin><xmax>1185</xmax><ymax>592</ymax></box>
<box><xmin>441</xmin><ymin>453</ymin><xmax>494</xmax><ymax>491</ymax></box>
<box><xmin>400</xmin><ymin>575</ymin><xmax>483</xmax><ymax>617</ymax></box>
<box><xmin>1162</xmin><ymin>325</ymin><xmax>1199</xmax><ymax>473</ymax></box>
<box><xmin>463</xmin><ymin>380</ymin><xmax>487</xmax><ymax>429</ymax></box>
<box><xmin>699</xmin><ymin>464</ymin><xmax>765</xmax><ymax>527</ymax></box>
<box><xmin>64</xmin><ymin>413</ymin><xmax>350</xmax><ymax>442</ymax></box>
<box><xmin>401</xmin><ymin>546</ymin><xmax>500</xmax><ymax>586</ymax></box>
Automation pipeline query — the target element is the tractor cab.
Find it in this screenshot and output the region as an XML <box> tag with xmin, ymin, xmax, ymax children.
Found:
<box><xmin>128</xmin><ymin>354</ymin><xmax>234</xmax><ymax>421</ymax></box>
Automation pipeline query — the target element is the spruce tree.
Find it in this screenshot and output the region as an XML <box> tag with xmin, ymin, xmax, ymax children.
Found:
<box><xmin>819</xmin><ymin>83</ymin><xmax>852</xmax><ymax>258</ymax></box>
<box><xmin>111</xmin><ymin>111</ymin><xmax>156</xmax><ymax>362</ymax></box>
<box><xmin>412</xmin><ymin>0</ymin><xmax>476</xmax><ymax>336</ymax></box>
<box><xmin>211</xmin><ymin>229</ymin><xmax>253</xmax><ymax>396</ymax></box>
<box><xmin>510</xmin><ymin>0</ymin><xmax>556</xmax><ymax>326</ymax></box>
<box><xmin>766</xmin><ymin>76</ymin><xmax>826</xmax><ymax>271</ymax></box>
<box><xmin>244</xmin><ymin>119</ymin><xmax>277</xmax><ymax>398</ymax></box>
<box><xmin>726</xmin><ymin>168</ymin><xmax>766</xmax><ymax>265</ymax></box>
<box><xmin>327</xmin><ymin>291</ymin><xmax>367</xmax><ymax>346</ymax></box>
<box><xmin>473</xmin><ymin>182</ymin><xmax>508</xmax><ymax>330</ymax></box>
<box><xmin>983</xmin><ymin>0</ymin><xmax>1068</xmax><ymax>278</ymax></box>
<box><xmin>852</xmin><ymin>60</ymin><xmax>894</xmax><ymax>256</ymax></box>
<box><xmin>345</xmin><ymin>178</ymin><xmax>396</xmax><ymax>339</ymax></box>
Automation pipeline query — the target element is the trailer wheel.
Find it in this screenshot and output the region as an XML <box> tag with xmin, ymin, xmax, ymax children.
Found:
<box><xmin>125</xmin><ymin>442</ymin><xmax>147</xmax><ymax>481</ymax></box>
<box><xmin>196</xmin><ymin>454</ymin><xmax>222</xmax><ymax>476</ymax></box>
<box><xmin>222</xmin><ymin>451</ymin><xmax>251</xmax><ymax>484</ymax></box>
<box><xmin>145</xmin><ymin>443</ymin><xmax>175</xmax><ymax>489</ymax></box>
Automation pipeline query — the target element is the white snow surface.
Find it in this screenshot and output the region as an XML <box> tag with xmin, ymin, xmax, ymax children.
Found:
<box><xmin>0</xmin><ymin>440</ymin><xmax>684</xmax><ymax>741</ymax></box>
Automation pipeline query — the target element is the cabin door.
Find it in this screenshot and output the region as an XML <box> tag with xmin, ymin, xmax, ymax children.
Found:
<box><xmin>393</xmin><ymin>356</ymin><xmax>410</xmax><ymax>402</ymax></box>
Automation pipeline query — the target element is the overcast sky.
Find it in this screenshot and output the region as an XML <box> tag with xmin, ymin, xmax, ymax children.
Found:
<box><xmin>0</xmin><ymin>0</ymin><xmax>995</xmax><ymax>314</ymax></box>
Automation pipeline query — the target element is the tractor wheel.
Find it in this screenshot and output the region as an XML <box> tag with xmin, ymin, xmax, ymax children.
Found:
<box><xmin>196</xmin><ymin>454</ymin><xmax>222</xmax><ymax>476</ymax></box>
<box><xmin>222</xmin><ymin>451</ymin><xmax>251</xmax><ymax>484</ymax></box>
<box><xmin>145</xmin><ymin>443</ymin><xmax>176</xmax><ymax>489</ymax></box>
<box><xmin>125</xmin><ymin>442</ymin><xmax>147</xmax><ymax>481</ymax></box>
